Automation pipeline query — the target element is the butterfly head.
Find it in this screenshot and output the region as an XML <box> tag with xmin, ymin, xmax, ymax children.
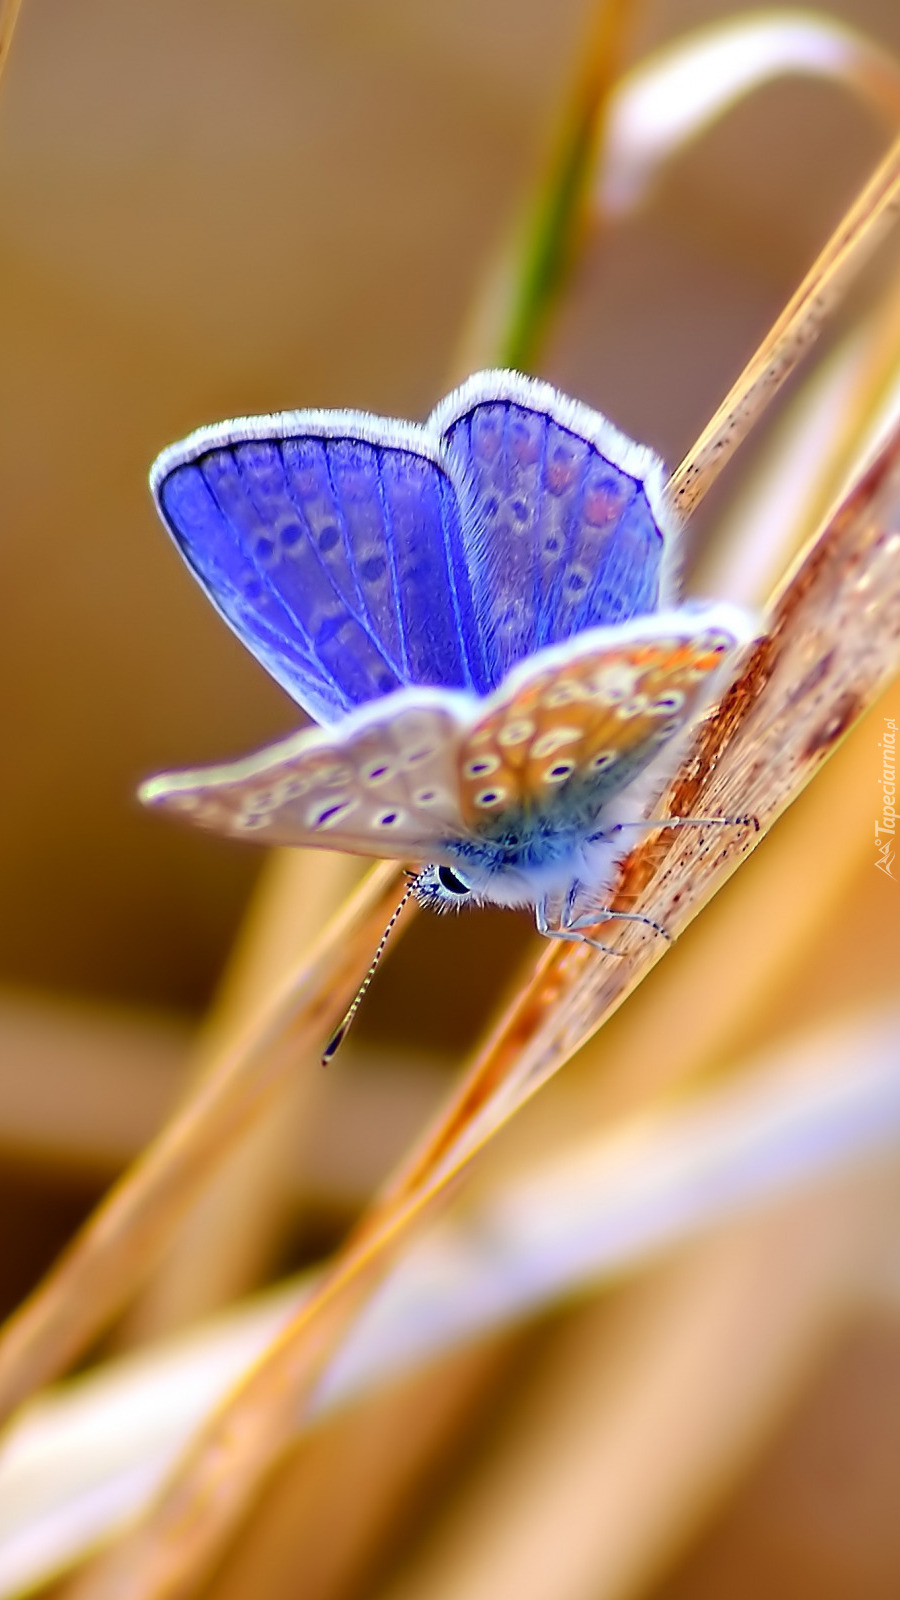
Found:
<box><xmin>411</xmin><ymin>862</ymin><xmax>475</xmax><ymax>912</ymax></box>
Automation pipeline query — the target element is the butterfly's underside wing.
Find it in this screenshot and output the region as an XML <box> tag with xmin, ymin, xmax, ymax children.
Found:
<box><xmin>150</xmin><ymin>372</ymin><xmax>680</xmax><ymax>726</ymax></box>
<box><xmin>140</xmin><ymin>609</ymin><xmax>752</xmax><ymax>860</ymax></box>
<box><xmin>455</xmin><ymin>614</ymin><xmax>745</xmax><ymax>830</ymax></box>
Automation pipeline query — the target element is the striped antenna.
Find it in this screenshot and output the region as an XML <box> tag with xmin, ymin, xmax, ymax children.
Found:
<box><xmin>322</xmin><ymin>877</ymin><xmax>419</xmax><ymax>1065</ymax></box>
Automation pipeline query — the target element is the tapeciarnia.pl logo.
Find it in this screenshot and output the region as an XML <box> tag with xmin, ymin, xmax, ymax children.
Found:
<box><xmin>875</xmin><ymin>717</ymin><xmax>896</xmax><ymax>879</ymax></box>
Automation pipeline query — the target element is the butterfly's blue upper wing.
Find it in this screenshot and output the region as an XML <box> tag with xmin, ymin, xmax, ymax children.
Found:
<box><xmin>151</xmin><ymin>412</ymin><xmax>490</xmax><ymax>725</ymax></box>
<box><xmin>150</xmin><ymin>374</ymin><xmax>679</xmax><ymax>722</ymax></box>
<box><xmin>430</xmin><ymin>372</ymin><xmax>680</xmax><ymax>687</ymax></box>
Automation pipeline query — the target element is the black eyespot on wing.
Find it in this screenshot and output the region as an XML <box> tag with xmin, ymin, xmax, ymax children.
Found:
<box><xmin>438</xmin><ymin>865</ymin><xmax>471</xmax><ymax>895</ymax></box>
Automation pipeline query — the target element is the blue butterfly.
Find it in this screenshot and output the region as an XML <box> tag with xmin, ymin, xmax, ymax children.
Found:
<box><xmin>141</xmin><ymin>370</ymin><xmax>755</xmax><ymax>951</ymax></box>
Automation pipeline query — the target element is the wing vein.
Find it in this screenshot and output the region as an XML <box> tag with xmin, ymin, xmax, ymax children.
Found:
<box><xmin>319</xmin><ymin>443</ymin><xmax>408</xmax><ymax>677</ymax></box>
<box><xmin>370</xmin><ymin>446</ymin><xmax>412</xmax><ymax>679</ymax></box>
<box><xmin>199</xmin><ymin>454</ymin><xmax>352</xmax><ymax>708</ymax></box>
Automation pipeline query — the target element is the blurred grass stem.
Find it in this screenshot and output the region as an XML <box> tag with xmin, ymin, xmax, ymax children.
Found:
<box><xmin>0</xmin><ymin>0</ymin><xmax>22</xmax><ymax>88</ymax></box>
<box><xmin>666</xmin><ymin>128</ymin><xmax>900</xmax><ymax>516</ymax></box>
<box><xmin>0</xmin><ymin>860</ymin><xmax>408</xmax><ymax>1423</ymax></box>
<box><xmin>458</xmin><ymin>0</ymin><xmax>636</xmax><ymax>374</ymax></box>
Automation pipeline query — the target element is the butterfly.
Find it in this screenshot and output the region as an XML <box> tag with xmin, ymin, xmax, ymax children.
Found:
<box><xmin>141</xmin><ymin>370</ymin><xmax>757</xmax><ymax>976</ymax></box>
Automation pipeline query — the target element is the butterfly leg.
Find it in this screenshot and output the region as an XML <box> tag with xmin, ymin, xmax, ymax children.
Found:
<box><xmin>563</xmin><ymin>906</ymin><xmax>671</xmax><ymax>943</ymax></box>
<box><xmin>535</xmin><ymin>897</ymin><xmax>621</xmax><ymax>956</ymax></box>
<box><xmin>599</xmin><ymin>813</ymin><xmax>759</xmax><ymax>838</ymax></box>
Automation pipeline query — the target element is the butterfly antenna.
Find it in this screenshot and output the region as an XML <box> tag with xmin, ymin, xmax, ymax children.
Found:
<box><xmin>322</xmin><ymin>877</ymin><xmax>419</xmax><ymax>1065</ymax></box>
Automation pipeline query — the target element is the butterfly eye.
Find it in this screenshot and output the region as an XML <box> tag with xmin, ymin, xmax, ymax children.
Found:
<box><xmin>437</xmin><ymin>865</ymin><xmax>471</xmax><ymax>896</ymax></box>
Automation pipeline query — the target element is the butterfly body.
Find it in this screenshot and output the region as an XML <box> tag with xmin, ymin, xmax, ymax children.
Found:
<box><xmin>143</xmin><ymin>371</ymin><xmax>758</xmax><ymax>937</ymax></box>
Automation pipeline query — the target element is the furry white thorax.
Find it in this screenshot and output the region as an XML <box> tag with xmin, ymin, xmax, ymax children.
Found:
<box><xmin>412</xmin><ymin>762</ymin><xmax>672</xmax><ymax>919</ymax></box>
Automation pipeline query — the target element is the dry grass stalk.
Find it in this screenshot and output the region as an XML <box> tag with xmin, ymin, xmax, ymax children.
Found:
<box><xmin>0</xmin><ymin>858</ymin><xmax>407</xmax><ymax>1422</ymax></box>
<box><xmin>393</xmin><ymin>411</ymin><xmax>900</xmax><ymax>1184</ymax></box>
<box><xmin>666</xmin><ymin>128</ymin><xmax>900</xmax><ymax>517</ymax></box>
<box><xmin>784</xmin><ymin>277</ymin><xmax>900</xmax><ymax>548</ymax></box>
<box><xmin>566</xmin><ymin>687</ymin><xmax>892</xmax><ymax>1127</ymax></box>
<box><xmin>201</xmin><ymin>1337</ymin><xmax>518</xmax><ymax>1600</ymax></box>
<box><xmin>127</xmin><ymin>850</ymin><xmax>362</xmax><ymax>1337</ymax></box>
<box><xmin>598</xmin><ymin>12</ymin><xmax>900</xmax><ymax>220</ymax></box>
<box><xmin>0</xmin><ymin>0</ymin><xmax>22</xmax><ymax>87</ymax></box>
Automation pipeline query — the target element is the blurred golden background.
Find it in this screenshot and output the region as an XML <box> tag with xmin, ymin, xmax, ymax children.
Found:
<box><xmin>1</xmin><ymin>2</ymin><xmax>900</xmax><ymax>1597</ymax></box>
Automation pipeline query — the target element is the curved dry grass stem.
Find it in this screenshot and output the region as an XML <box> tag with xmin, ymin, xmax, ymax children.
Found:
<box><xmin>67</xmin><ymin>377</ymin><xmax>900</xmax><ymax>1600</ymax></box>
<box><xmin>0</xmin><ymin>859</ymin><xmax>408</xmax><ymax>1424</ymax></box>
<box><xmin>126</xmin><ymin>851</ymin><xmax>364</xmax><ymax>1337</ymax></box>
<box><xmin>666</xmin><ymin>129</ymin><xmax>900</xmax><ymax>517</ymax></box>
<box><xmin>599</xmin><ymin>12</ymin><xmax>900</xmax><ymax>219</ymax></box>
<box><xmin>0</xmin><ymin>0</ymin><xmax>22</xmax><ymax>88</ymax></box>
<box><xmin>421</xmin><ymin>442</ymin><xmax>900</xmax><ymax>1155</ymax></box>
